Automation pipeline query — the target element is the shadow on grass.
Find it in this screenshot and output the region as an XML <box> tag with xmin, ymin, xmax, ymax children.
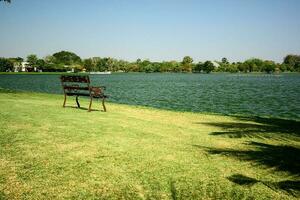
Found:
<box><xmin>228</xmin><ymin>174</ymin><xmax>300</xmax><ymax>197</ymax></box>
<box><xmin>198</xmin><ymin>116</ymin><xmax>300</xmax><ymax>139</ymax></box>
<box><xmin>64</xmin><ymin>106</ymin><xmax>103</xmax><ymax>112</ymax></box>
<box><xmin>195</xmin><ymin>142</ymin><xmax>300</xmax><ymax>176</ymax></box>
<box><xmin>194</xmin><ymin>142</ymin><xmax>300</xmax><ymax>196</ymax></box>
<box><xmin>194</xmin><ymin>116</ymin><xmax>300</xmax><ymax>197</ymax></box>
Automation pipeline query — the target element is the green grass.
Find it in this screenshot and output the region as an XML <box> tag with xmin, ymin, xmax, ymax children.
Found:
<box><xmin>0</xmin><ymin>89</ymin><xmax>299</xmax><ymax>199</ymax></box>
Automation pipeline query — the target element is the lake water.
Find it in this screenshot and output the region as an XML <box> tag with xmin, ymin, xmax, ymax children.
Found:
<box><xmin>0</xmin><ymin>73</ymin><xmax>299</xmax><ymax>120</ymax></box>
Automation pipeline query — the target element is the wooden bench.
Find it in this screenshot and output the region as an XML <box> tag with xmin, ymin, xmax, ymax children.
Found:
<box><xmin>60</xmin><ymin>75</ymin><xmax>108</xmax><ymax>112</ymax></box>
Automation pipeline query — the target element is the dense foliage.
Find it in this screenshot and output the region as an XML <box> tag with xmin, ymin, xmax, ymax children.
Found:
<box><xmin>1</xmin><ymin>51</ymin><xmax>300</xmax><ymax>73</ymax></box>
<box><xmin>0</xmin><ymin>58</ymin><xmax>13</xmax><ymax>72</ymax></box>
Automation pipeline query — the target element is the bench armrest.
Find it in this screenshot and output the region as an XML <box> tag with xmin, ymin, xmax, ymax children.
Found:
<box><xmin>90</xmin><ymin>85</ymin><xmax>106</xmax><ymax>90</ymax></box>
<box><xmin>89</xmin><ymin>86</ymin><xmax>106</xmax><ymax>97</ymax></box>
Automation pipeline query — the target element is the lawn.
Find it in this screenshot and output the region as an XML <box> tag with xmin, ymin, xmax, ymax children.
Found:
<box><xmin>0</xmin><ymin>89</ymin><xmax>299</xmax><ymax>199</ymax></box>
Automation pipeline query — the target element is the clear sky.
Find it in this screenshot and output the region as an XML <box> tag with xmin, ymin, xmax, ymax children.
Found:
<box><xmin>0</xmin><ymin>0</ymin><xmax>300</xmax><ymax>63</ymax></box>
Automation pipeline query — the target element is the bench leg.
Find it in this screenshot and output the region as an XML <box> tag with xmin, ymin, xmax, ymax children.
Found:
<box><xmin>63</xmin><ymin>94</ymin><xmax>67</xmax><ymax>107</ymax></box>
<box><xmin>76</xmin><ymin>96</ymin><xmax>80</xmax><ymax>108</ymax></box>
<box><xmin>88</xmin><ymin>97</ymin><xmax>93</xmax><ymax>112</ymax></box>
<box><xmin>102</xmin><ymin>97</ymin><xmax>107</xmax><ymax>112</ymax></box>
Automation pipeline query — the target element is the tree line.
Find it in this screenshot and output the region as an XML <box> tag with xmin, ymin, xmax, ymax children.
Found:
<box><xmin>1</xmin><ymin>51</ymin><xmax>300</xmax><ymax>73</ymax></box>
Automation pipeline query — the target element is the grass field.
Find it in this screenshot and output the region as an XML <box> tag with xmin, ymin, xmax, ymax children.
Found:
<box><xmin>0</xmin><ymin>89</ymin><xmax>299</xmax><ymax>199</ymax></box>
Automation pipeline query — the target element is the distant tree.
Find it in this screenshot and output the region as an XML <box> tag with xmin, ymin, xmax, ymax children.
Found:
<box><xmin>42</xmin><ymin>55</ymin><xmax>67</xmax><ymax>72</ymax></box>
<box><xmin>182</xmin><ymin>56</ymin><xmax>193</xmax><ymax>72</ymax></box>
<box><xmin>27</xmin><ymin>54</ymin><xmax>38</xmax><ymax>67</ymax></box>
<box><xmin>83</xmin><ymin>58</ymin><xmax>93</xmax><ymax>72</ymax></box>
<box><xmin>144</xmin><ymin>64</ymin><xmax>154</xmax><ymax>73</ymax></box>
<box><xmin>15</xmin><ymin>57</ymin><xmax>23</xmax><ymax>64</ymax></box>
<box><xmin>36</xmin><ymin>59</ymin><xmax>45</xmax><ymax>70</ymax></box>
<box><xmin>227</xmin><ymin>63</ymin><xmax>238</xmax><ymax>73</ymax></box>
<box><xmin>136</xmin><ymin>58</ymin><xmax>142</xmax><ymax>64</ymax></box>
<box><xmin>194</xmin><ymin>62</ymin><xmax>203</xmax><ymax>72</ymax></box>
<box><xmin>237</xmin><ymin>62</ymin><xmax>246</xmax><ymax>72</ymax></box>
<box><xmin>160</xmin><ymin>61</ymin><xmax>173</xmax><ymax>72</ymax></box>
<box><xmin>94</xmin><ymin>57</ymin><xmax>114</xmax><ymax>72</ymax></box>
<box><xmin>283</xmin><ymin>54</ymin><xmax>300</xmax><ymax>72</ymax></box>
<box><xmin>221</xmin><ymin>57</ymin><xmax>229</xmax><ymax>64</ymax></box>
<box><xmin>243</xmin><ymin>58</ymin><xmax>264</xmax><ymax>72</ymax></box>
<box><xmin>138</xmin><ymin>59</ymin><xmax>151</xmax><ymax>72</ymax></box>
<box><xmin>151</xmin><ymin>62</ymin><xmax>161</xmax><ymax>72</ymax></box>
<box><xmin>52</xmin><ymin>51</ymin><xmax>81</xmax><ymax>66</ymax></box>
<box><xmin>116</xmin><ymin>59</ymin><xmax>130</xmax><ymax>72</ymax></box>
<box><xmin>44</xmin><ymin>55</ymin><xmax>55</xmax><ymax>63</ymax></box>
<box><xmin>216</xmin><ymin>58</ymin><xmax>230</xmax><ymax>72</ymax></box>
<box><xmin>8</xmin><ymin>57</ymin><xmax>23</xmax><ymax>68</ymax></box>
<box><xmin>262</xmin><ymin>60</ymin><xmax>276</xmax><ymax>73</ymax></box>
<box><xmin>279</xmin><ymin>63</ymin><xmax>287</xmax><ymax>72</ymax></box>
<box><xmin>0</xmin><ymin>58</ymin><xmax>14</xmax><ymax>72</ymax></box>
<box><xmin>202</xmin><ymin>61</ymin><xmax>215</xmax><ymax>73</ymax></box>
<box><xmin>170</xmin><ymin>61</ymin><xmax>181</xmax><ymax>72</ymax></box>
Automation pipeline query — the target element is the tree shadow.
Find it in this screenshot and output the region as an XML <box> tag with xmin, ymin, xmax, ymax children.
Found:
<box><xmin>198</xmin><ymin>116</ymin><xmax>300</xmax><ymax>139</ymax></box>
<box><xmin>195</xmin><ymin>142</ymin><xmax>300</xmax><ymax>176</ymax></box>
<box><xmin>194</xmin><ymin>143</ymin><xmax>300</xmax><ymax>197</ymax></box>
<box><xmin>227</xmin><ymin>174</ymin><xmax>300</xmax><ymax>197</ymax></box>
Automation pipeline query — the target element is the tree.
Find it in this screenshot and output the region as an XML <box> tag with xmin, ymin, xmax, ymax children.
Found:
<box><xmin>8</xmin><ymin>57</ymin><xmax>23</xmax><ymax>69</ymax></box>
<box><xmin>144</xmin><ymin>64</ymin><xmax>154</xmax><ymax>73</ymax></box>
<box><xmin>279</xmin><ymin>63</ymin><xmax>287</xmax><ymax>72</ymax></box>
<box><xmin>243</xmin><ymin>58</ymin><xmax>264</xmax><ymax>72</ymax></box>
<box><xmin>52</xmin><ymin>51</ymin><xmax>81</xmax><ymax>66</ymax></box>
<box><xmin>226</xmin><ymin>63</ymin><xmax>238</xmax><ymax>73</ymax></box>
<box><xmin>194</xmin><ymin>62</ymin><xmax>203</xmax><ymax>72</ymax></box>
<box><xmin>83</xmin><ymin>58</ymin><xmax>93</xmax><ymax>72</ymax></box>
<box><xmin>36</xmin><ymin>59</ymin><xmax>45</xmax><ymax>70</ymax></box>
<box><xmin>262</xmin><ymin>60</ymin><xmax>276</xmax><ymax>73</ymax></box>
<box><xmin>137</xmin><ymin>59</ymin><xmax>151</xmax><ymax>72</ymax></box>
<box><xmin>216</xmin><ymin>58</ymin><xmax>230</xmax><ymax>72</ymax></box>
<box><xmin>27</xmin><ymin>54</ymin><xmax>38</xmax><ymax>67</ymax></box>
<box><xmin>0</xmin><ymin>58</ymin><xmax>14</xmax><ymax>72</ymax></box>
<box><xmin>117</xmin><ymin>60</ymin><xmax>130</xmax><ymax>72</ymax></box>
<box><xmin>0</xmin><ymin>0</ymin><xmax>11</xmax><ymax>3</ymax></box>
<box><xmin>202</xmin><ymin>61</ymin><xmax>215</xmax><ymax>73</ymax></box>
<box><xmin>221</xmin><ymin>57</ymin><xmax>229</xmax><ymax>64</ymax></box>
<box><xmin>283</xmin><ymin>55</ymin><xmax>300</xmax><ymax>72</ymax></box>
<box><xmin>182</xmin><ymin>56</ymin><xmax>193</xmax><ymax>72</ymax></box>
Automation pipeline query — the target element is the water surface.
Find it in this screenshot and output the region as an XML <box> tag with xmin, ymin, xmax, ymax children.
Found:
<box><xmin>0</xmin><ymin>73</ymin><xmax>299</xmax><ymax>119</ymax></box>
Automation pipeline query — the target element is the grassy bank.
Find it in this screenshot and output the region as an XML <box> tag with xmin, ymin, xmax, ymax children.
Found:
<box><xmin>0</xmin><ymin>89</ymin><xmax>299</xmax><ymax>199</ymax></box>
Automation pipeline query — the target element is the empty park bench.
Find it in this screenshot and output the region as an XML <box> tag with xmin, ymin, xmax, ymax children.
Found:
<box><xmin>60</xmin><ymin>75</ymin><xmax>108</xmax><ymax>112</ymax></box>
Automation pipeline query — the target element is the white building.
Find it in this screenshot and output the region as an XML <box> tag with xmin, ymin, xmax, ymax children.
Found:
<box><xmin>14</xmin><ymin>62</ymin><xmax>34</xmax><ymax>72</ymax></box>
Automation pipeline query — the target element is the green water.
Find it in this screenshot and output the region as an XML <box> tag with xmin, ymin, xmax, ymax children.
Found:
<box><xmin>0</xmin><ymin>73</ymin><xmax>299</xmax><ymax>119</ymax></box>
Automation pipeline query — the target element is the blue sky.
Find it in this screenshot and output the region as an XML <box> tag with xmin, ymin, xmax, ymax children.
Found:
<box><xmin>0</xmin><ymin>0</ymin><xmax>300</xmax><ymax>62</ymax></box>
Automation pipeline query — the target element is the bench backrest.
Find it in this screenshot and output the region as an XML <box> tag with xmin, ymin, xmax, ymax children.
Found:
<box><xmin>61</xmin><ymin>75</ymin><xmax>90</xmax><ymax>83</ymax></box>
<box><xmin>60</xmin><ymin>75</ymin><xmax>91</xmax><ymax>95</ymax></box>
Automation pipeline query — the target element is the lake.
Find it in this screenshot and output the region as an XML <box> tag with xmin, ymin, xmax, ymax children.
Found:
<box><xmin>0</xmin><ymin>73</ymin><xmax>299</xmax><ymax>120</ymax></box>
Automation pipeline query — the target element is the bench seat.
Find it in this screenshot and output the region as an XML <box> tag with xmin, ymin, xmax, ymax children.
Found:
<box><xmin>66</xmin><ymin>92</ymin><xmax>108</xmax><ymax>98</ymax></box>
